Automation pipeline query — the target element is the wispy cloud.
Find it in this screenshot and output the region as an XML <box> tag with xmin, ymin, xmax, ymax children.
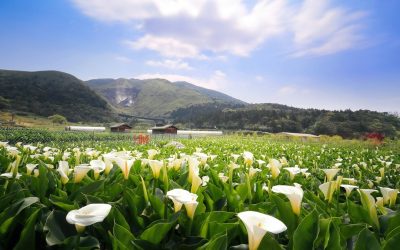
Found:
<box><xmin>72</xmin><ymin>0</ymin><xmax>369</xmax><ymax>59</ymax></box>
<box><xmin>146</xmin><ymin>59</ymin><xmax>193</xmax><ymax>70</ymax></box>
<box><xmin>114</xmin><ymin>55</ymin><xmax>132</xmax><ymax>63</ymax></box>
<box><xmin>135</xmin><ymin>70</ymin><xmax>228</xmax><ymax>90</ymax></box>
<box><xmin>290</xmin><ymin>0</ymin><xmax>368</xmax><ymax>57</ymax></box>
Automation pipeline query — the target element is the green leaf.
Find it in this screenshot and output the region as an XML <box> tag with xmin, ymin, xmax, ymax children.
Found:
<box><xmin>380</xmin><ymin>211</ymin><xmax>400</xmax><ymax>236</ymax></box>
<box><xmin>149</xmin><ymin>192</ymin><xmax>165</xmax><ymax>219</ymax></box>
<box><xmin>140</xmin><ymin>213</ymin><xmax>179</xmax><ymax>245</ymax></box>
<box><xmin>198</xmin><ymin>232</ymin><xmax>228</xmax><ymax>250</ymax></box>
<box><xmin>354</xmin><ymin>228</ymin><xmax>380</xmax><ymax>250</ymax></box>
<box><xmin>326</xmin><ymin>222</ymin><xmax>341</xmax><ymax>250</ymax></box>
<box><xmin>0</xmin><ymin>196</ymin><xmax>39</xmax><ymax>235</ymax></box>
<box><xmin>258</xmin><ymin>233</ymin><xmax>284</xmax><ymax>250</ymax></box>
<box><xmin>113</xmin><ymin>222</ymin><xmax>135</xmax><ymax>247</ymax></box>
<box><xmin>386</xmin><ymin>226</ymin><xmax>400</xmax><ymax>241</ymax></box>
<box><xmin>314</xmin><ymin>218</ymin><xmax>331</xmax><ymax>248</ymax></box>
<box><xmin>14</xmin><ymin>208</ymin><xmax>41</xmax><ymax>250</ymax></box>
<box><xmin>271</xmin><ymin>194</ymin><xmax>297</xmax><ymax>237</ymax></box>
<box><xmin>63</xmin><ymin>235</ymin><xmax>101</xmax><ymax>250</ymax></box>
<box><xmin>383</xmin><ymin>230</ymin><xmax>400</xmax><ymax>250</ymax></box>
<box><xmin>44</xmin><ymin>210</ymin><xmax>75</xmax><ymax>246</ymax></box>
<box><xmin>195</xmin><ymin>211</ymin><xmax>235</xmax><ymax>238</ymax></box>
<box><xmin>70</xmin><ymin>180</ymin><xmax>104</xmax><ymax>200</ymax></box>
<box><xmin>49</xmin><ymin>194</ymin><xmax>78</xmax><ymax>211</ymax></box>
<box><xmin>38</xmin><ymin>164</ymin><xmax>49</xmax><ymax>200</ymax></box>
<box><xmin>340</xmin><ymin>223</ymin><xmax>367</xmax><ymax>240</ymax></box>
<box><xmin>293</xmin><ymin>209</ymin><xmax>319</xmax><ymax>250</ymax></box>
<box><xmin>209</xmin><ymin>222</ymin><xmax>239</xmax><ymax>243</ymax></box>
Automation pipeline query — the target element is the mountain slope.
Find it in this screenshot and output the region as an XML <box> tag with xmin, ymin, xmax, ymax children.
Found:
<box><xmin>171</xmin><ymin>103</ymin><xmax>400</xmax><ymax>138</ymax></box>
<box><xmin>0</xmin><ymin>70</ymin><xmax>114</xmax><ymax>122</ymax></box>
<box><xmin>86</xmin><ymin>78</ymin><xmax>245</xmax><ymax>117</ymax></box>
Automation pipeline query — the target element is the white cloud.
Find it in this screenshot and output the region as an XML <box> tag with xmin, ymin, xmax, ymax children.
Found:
<box><xmin>146</xmin><ymin>59</ymin><xmax>192</xmax><ymax>70</ymax></box>
<box><xmin>135</xmin><ymin>70</ymin><xmax>228</xmax><ymax>90</ymax></box>
<box><xmin>255</xmin><ymin>75</ymin><xmax>264</xmax><ymax>82</ymax></box>
<box><xmin>278</xmin><ymin>85</ymin><xmax>297</xmax><ymax>95</ymax></box>
<box><xmin>125</xmin><ymin>35</ymin><xmax>203</xmax><ymax>59</ymax></box>
<box><xmin>114</xmin><ymin>55</ymin><xmax>132</xmax><ymax>63</ymax></box>
<box><xmin>291</xmin><ymin>0</ymin><xmax>367</xmax><ymax>57</ymax></box>
<box><xmin>72</xmin><ymin>0</ymin><xmax>369</xmax><ymax>58</ymax></box>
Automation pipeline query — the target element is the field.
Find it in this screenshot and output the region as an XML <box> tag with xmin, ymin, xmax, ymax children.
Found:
<box><xmin>0</xmin><ymin>128</ymin><xmax>399</xmax><ymax>249</ymax></box>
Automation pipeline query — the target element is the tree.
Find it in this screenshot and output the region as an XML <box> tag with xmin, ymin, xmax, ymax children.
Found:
<box><xmin>48</xmin><ymin>114</ymin><xmax>67</xmax><ymax>125</ymax></box>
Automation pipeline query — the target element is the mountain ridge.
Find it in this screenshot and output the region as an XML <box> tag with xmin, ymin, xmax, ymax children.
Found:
<box><xmin>86</xmin><ymin>77</ymin><xmax>245</xmax><ymax>117</ymax></box>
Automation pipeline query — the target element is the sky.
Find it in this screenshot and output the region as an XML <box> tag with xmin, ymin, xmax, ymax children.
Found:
<box><xmin>0</xmin><ymin>0</ymin><xmax>399</xmax><ymax>113</ymax></box>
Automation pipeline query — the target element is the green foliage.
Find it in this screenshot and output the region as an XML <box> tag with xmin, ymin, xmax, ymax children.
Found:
<box><xmin>172</xmin><ymin>103</ymin><xmax>400</xmax><ymax>138</ymax></box>
<box><xmin>0</xmin><ymin>132</ymin><xmax>399</xmax><ymax>249</ymax></box>
<box><xmin>48</xmin><ymin>114</ymin><xmax>67</xmax><ymax>124</ymax></box>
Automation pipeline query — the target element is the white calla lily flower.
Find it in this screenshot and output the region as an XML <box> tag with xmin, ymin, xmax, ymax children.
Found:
<box><xmin>319</xmin><ymin>181</ymin><xmax>336</xmax><ymax>203</ymax></box>
<box><xmin>201</xmin><ymin>176</ymin><xmax>210</xmax><ymax>186</ymax></box>
<box><xmin>193</xmin><ymin>152</ymin><xmax>208</xmax><ymax>165</ymax></box>
<box><xmin>102</xmin><ymin>153</ymin><xmax>115</xmax><ymax>175</ymax></box>
<box><xmin>322</xmin><ymin>168</ymin><xmax>340</xmax><ymax>182</ymax></box>
<box><xmin>267</xmin><ymin>159</ymin><xmax>282</xmax><ymax>180</ymax></box>
<box><xmin>90</xmin><ymin>160</ymin><xmax>106</xmax><ymax>180</ymax></box>
<box><xmin>188</xmin><ymin>157</ymin><xmax>200</xmax><ymax>183</ymax></box>
<box><xmin>147</xmin><ymin>149</ymin><xmax>159</xmax><ymax>160</ymax></box>
<box><xmin>243</xmin><ymin>151</ymin><xmax>254</xmax><ymax>167</ymax></box>
<box><xmin>26</xmin><ymin>164</ymin><xmax>38</xmax><ymax>175</ymax></box>
<box><xmin>272</xmin><ymin>184</ymin><xmax>304</xmax><ymax>215</ymax></box>
<box><xmin>166</xmin><ymin>189</ymin><xmax>198</xmax><ymax>216</ymax></box>
<box><xmin>1</xmin><ymin>172</ymin><xmax>22</xmax><ymax>179</ymax></box>
<box><xmin>283</xmin><ymin>167</ymin><xmax>301</xmax><ymax>180</ymax></box>
<box><xmin>57</xmin><ymin>161</ymin><xmax>70</xmax><ymax>184</ymax></box>
<box><xmin>149</xmin><ymin>160</ymin><xmax>163</xmax><ymax>179</ymax></box>
<box><xmin>66</xmin><ymin>203</ymin><xmax>111</xmax><ymax>232</ymax></box>
<box><xmin>358</xmin><ymin>189</ymin><xmax>380</xmax><ymax>230</ymax></box>
<box><xmin>249</xmin><ymin>167</ymin><xmax>261</xmax><ymax>179</ymax></box>
<box><xmin>238</xmin><ymin>211</ymin><xmax>287</xmax><ymax>250</ymax></box>
<box><xmin>184</xmin><ymin>201</ymin><xmax>198</xmax><ymax>220</ymax></box>
<box><xmin>73</xmin><ymin>164</ymin><xmax>92</xmax><ymax>183</ymax></box>
<box><xmin>231</xmin><ymin>154</ymin><xmax>240</xmax><ymax>163</ymax></box>
<box><xmin>340</xmin><ymin>184</ymin><xmax>358</xmax><ymax>197</ymax></box>
<box><xmin>115</xmin><ymin>157</ymin><xmax>135</xmax><ymax>180</ymax></box>
<box><xmin>379</xmin><ymin>187</ymin><xmax>399</xmax><ymax>207</ymax></box>
<box><xmin>191</xmin><ymin>173</ymin><xmax>202</xmax><ymax>193</ymax></box>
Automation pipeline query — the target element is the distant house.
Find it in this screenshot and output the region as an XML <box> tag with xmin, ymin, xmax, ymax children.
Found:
<box><xmin>150</xmin><ymin>124</ymin><xmax>178</xmax><ymax>134</ymax></box>
<box><xmin>278</xmin><ymin>132</ymin><xmax>320</xmax><ymax>141</ymax></box>
<box><xmin>110</xmin><ymin>123</ymin><xmax>132</xmax><ymax>133</ymax></box>
<box><xmin>65</xmin><ymin>126</ymin><xmax>106</xmax><ymax>132</ymax></box>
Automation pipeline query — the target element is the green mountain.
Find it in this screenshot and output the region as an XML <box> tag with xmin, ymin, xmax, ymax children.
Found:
<box><xmin>0</xmin><ymin>70</ymin><xmax>114</xmax><ymax>122</ymax></box>
<box><xmin>86</xmin><ymin>78</ymin><xmax>246</xmax><ymax>117</ymax></box>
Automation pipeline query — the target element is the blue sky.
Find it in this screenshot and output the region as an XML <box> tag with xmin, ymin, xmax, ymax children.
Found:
<box><xmin>1</xmin><ymin>0</ymin><xmax>399</xmax><ymax>112</ymax></box>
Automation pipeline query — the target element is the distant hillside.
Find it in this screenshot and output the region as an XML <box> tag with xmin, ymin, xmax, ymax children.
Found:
<box><xmin>86</xmin><ymin>78</ymin><xmax>245</xmax><ymax>117</ymax></box>
<box><xmin>171</xmin><ymin>103</ymin><xmax>400</xmax><ymax>138</ymax></box>
<box><xmin>0</xmin><ymin>70</ymin><xmax>114</xmax><ymax>122</ymax></box>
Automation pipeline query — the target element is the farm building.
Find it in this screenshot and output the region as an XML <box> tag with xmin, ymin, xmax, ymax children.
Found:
<box><xmin>110</xmin><ymin>123</ymin><xmax>132</xmax><ymax>133</ymax></box>
<box><xmin>65</xmin><ymin>126</ymin><xmax>106</xmax><ymax>132</ymax></box>
<box><xmin>278</xmin><ymin>132</ymin><xmax>320</xmax><ymax>141</ymax></box>
<box><xmin>149</xmin><ymin>124</ymin><xmax>178</xmax><ymax>134</ymax></box>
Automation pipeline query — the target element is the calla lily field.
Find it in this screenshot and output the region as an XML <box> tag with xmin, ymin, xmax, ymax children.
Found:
<box><xmin>0</xmin><ymin>132</ymin><xmax>399</xmax><ymax>249</ymax></box>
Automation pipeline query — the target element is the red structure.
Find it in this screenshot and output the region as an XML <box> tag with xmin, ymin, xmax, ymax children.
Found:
<box><xmin>365</xmin><ymin>132</ymin><xmax>384</xmax><ymax>143</ymax></box>
<box><xmin>133</xmin><ymin>134</ymin><xmax>150</xmax><ymax>144</ymax></box>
